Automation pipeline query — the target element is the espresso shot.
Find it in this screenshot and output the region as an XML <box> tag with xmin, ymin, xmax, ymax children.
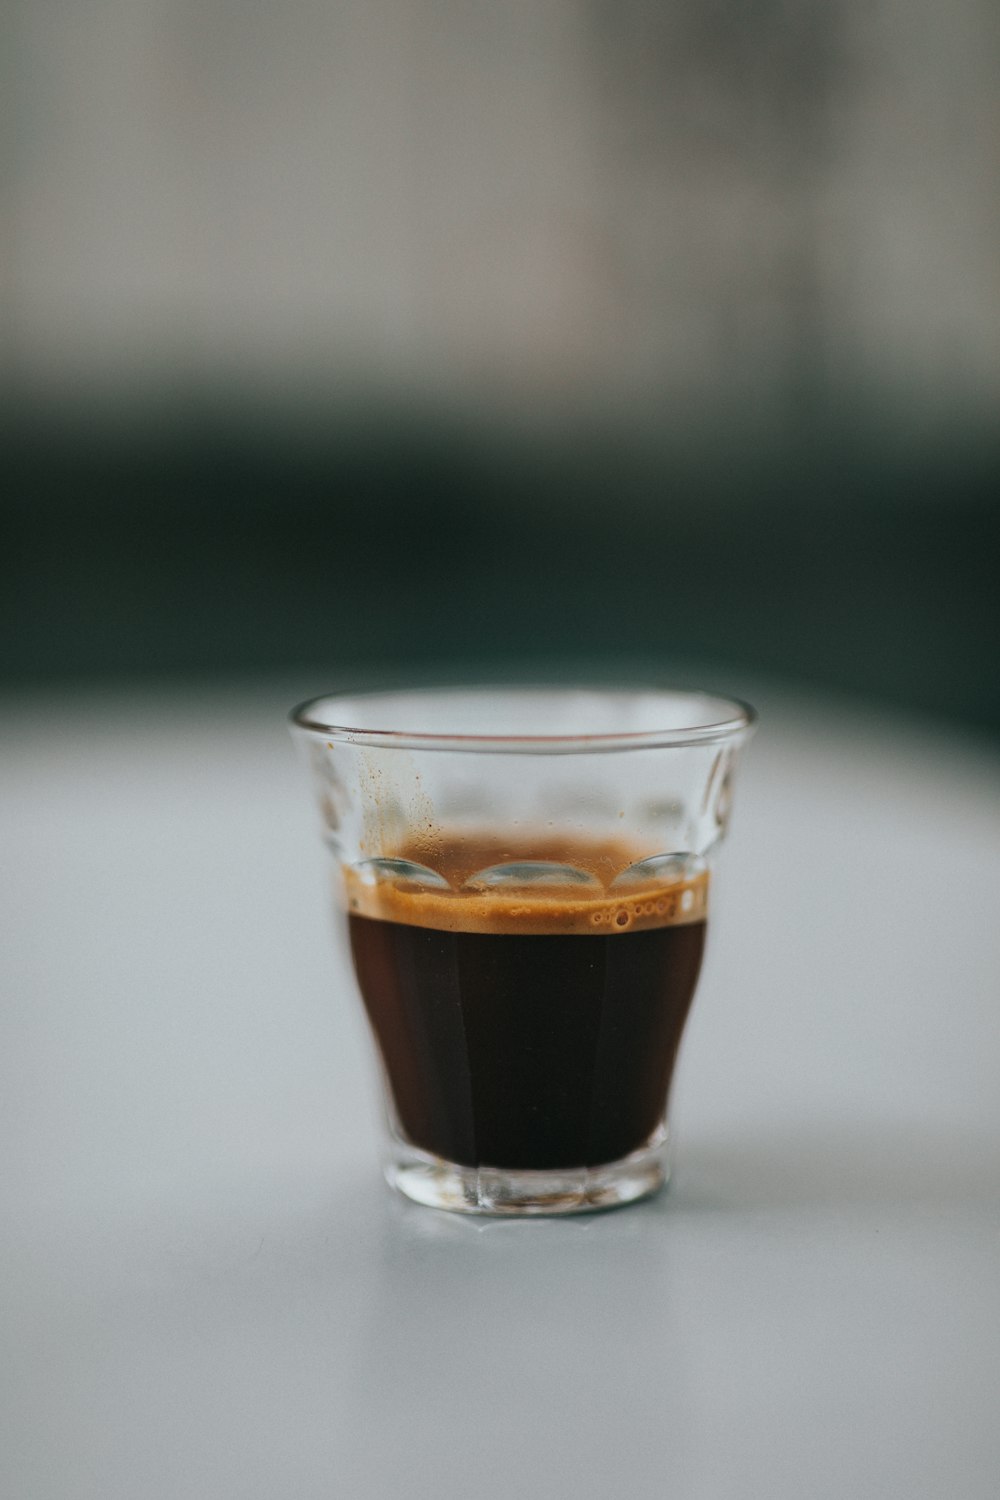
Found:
<box><xmin>292</xmin><ymin>684</ymin><xmax>755</xmax><ymax>1213</ymax></box>
<box><xmin>345</xmin><ymin>835</ymin><xmax>707</xmax><ymax>1172</ymax></box>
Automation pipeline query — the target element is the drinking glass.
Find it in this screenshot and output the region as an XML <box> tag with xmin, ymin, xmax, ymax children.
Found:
<box><xmin>291</xmin><ymin>687</ymin><xmax>755</xmax><ymax>1215</ymax></box>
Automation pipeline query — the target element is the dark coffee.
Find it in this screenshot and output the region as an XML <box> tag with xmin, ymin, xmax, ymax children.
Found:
<box><xmin>344</xmin><ymin>836</ymin><xmax>707</xmax><ymax>1171</ymax></box>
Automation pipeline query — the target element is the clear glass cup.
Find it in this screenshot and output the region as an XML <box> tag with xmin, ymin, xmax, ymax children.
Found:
<box><xmin>290</xmin><ymin>686</ymin><xmax>756</xmax><ymax>1215</ymax></box>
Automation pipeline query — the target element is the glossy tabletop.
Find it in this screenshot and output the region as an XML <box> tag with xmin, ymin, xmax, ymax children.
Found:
<box><xmin>2</xmin><ymin>684</ymin><xmax>999</xmax><ymax>1499</ymax></box>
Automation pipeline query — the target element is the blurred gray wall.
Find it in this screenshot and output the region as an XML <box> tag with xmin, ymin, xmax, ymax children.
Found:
<box><xmin>3</xmin><ymin>2</ymin><xmax>998</xmax><ymax>732</ymax></box>
<box><xmin>5</xmin><ymin>0</ymin><xmax>998</xmax><ymax>434</ymax></box>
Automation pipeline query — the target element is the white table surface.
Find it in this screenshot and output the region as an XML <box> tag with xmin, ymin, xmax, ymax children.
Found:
<box><xmin>2</xmin><ymin>683</ymin><xmax>999</xmax><ymax>1500</ymax></box>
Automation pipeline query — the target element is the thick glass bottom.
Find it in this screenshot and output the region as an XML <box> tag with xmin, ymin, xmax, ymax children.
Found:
<box><xmin>385</xmin><ymin>1124</ymin><xmax>670</xmax><ymax>1216</ymax></box>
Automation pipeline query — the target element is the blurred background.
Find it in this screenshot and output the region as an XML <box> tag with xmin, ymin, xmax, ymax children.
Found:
<box><xmin>3</xmin><ymin>0</ymin><xmax>998</xmax><ymax>733</ymax></box>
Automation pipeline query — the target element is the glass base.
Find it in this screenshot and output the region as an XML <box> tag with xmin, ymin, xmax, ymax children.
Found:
<box><xmin>384</xmin><ymin>1126</ymin><xmax>670</xmax><ymax>1216</ymax></box>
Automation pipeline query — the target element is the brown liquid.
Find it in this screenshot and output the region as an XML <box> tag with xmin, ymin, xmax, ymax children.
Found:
<box><xmin>345</xmin><ymin>836</ymin><xmax>707</xmax><ymax>1171</ymax></box>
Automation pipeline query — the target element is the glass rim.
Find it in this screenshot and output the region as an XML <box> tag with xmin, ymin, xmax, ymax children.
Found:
<box><xmin>289</xmin><ymin>684</ymin><xmax>757</xmax><ymax>755</ymax></box>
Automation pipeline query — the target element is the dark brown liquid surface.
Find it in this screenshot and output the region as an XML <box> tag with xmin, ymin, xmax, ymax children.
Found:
<box><xmin>345</xmin><ymin>835</ymin><xmax>707</xmax><ymax>1171</ymax></box>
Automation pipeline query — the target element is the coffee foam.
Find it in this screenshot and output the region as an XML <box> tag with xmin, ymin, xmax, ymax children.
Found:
<box><xmin>341</xmin><ymin>833</ymin><xmax>709</xmax><ymax>936</ymax></box>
